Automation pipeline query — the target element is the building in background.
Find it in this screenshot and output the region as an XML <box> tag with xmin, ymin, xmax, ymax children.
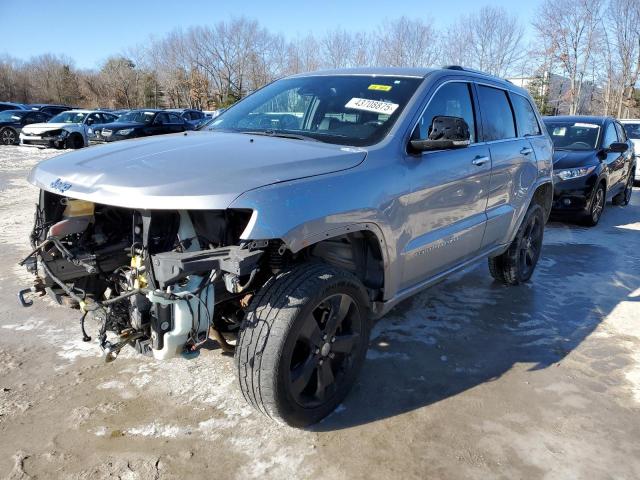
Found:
<box><xmin>508</xmin><ymin>71</ymin><xmax>598</xmax><ymax>116</ymax></box>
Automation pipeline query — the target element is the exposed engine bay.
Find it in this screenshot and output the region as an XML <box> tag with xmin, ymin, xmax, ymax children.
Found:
<box><xmin>18</xmin><ymin>190</ymin><xmax>268</xmax><ymax>361</ymax></box>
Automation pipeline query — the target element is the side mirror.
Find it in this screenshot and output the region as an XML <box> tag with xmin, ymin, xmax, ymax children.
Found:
<box><xmin>607</xmin><ymin>142</ymin><xmax>628</xmax><ymax>153</ymax></box>
<box><xmin>410</xmin><ymin>116</ymin><xmax>471</xmax><ymax>152</ymax></box>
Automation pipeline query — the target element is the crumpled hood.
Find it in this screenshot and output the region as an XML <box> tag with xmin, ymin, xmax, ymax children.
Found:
<box><xmin>28</xmin><ymin>131</ymin><xmax>367</xmax><ymax>209</ymax></box>
<box><xmin>22</xmin><ymin>122</ymin><xmax>79</xmax><ymax>135</ymax></box>
<box><xmin>552</xmin><ymin>149</ymin><xmax>598</xmax><ymax>170</ymax></box>
<box><xmin>629</xmin><ymin>139</ymin><xmax>640</xmax><ymax>156</ymax></box>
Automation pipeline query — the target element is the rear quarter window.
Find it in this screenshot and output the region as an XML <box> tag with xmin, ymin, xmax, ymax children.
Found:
<box><xmin>511</xmin><ymin>94</ymin><xmax>541</xmax><ymax>137</ymax></box>
<box><xmin>477</xmin><ymin>85</ymin><xmax>516</xmax><ymax>141</ymax></box>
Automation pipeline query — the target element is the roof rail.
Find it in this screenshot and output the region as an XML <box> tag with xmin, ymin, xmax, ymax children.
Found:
<box><xmin>442</xmin><ymin>65</ymin><xmax>511</xmax><ymax>83</ymax></box>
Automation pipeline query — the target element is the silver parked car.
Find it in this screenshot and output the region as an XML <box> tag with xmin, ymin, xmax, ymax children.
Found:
<box><xmin>620</xmin><ymin>119</ymin><xmax>640</xmax><ymax>185</ymax></box>
<box><xmin>20</xmin><ymin>110</ymin><xmax>119</xmax><ymax>149</ymax></box>
<box><xmin>19</xmin><ymin>67</ymin><xmax>553</xmax><ymax>426</ymax></box>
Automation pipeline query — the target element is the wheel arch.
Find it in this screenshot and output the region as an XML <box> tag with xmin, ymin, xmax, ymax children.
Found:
<box><xmin>257</xmin><ymin>223</ymin><xmax>391</xmax><ymax>304</ymax></box>
<box><xmin>299</xmin><ymin>227</ymin><xmax>387</xmax><ymax>302</ymax></box>
<box><xmin>532</xmin><ymin>181</ymin><xmax>553</xmax><ymax>222</ymax></box>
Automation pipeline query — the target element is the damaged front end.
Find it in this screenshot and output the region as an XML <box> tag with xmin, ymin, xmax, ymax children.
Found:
<box><xmin>19</xmin><ymin>190</ymin><xmax>266</xmax><ymax>361</ymax></box>
<box><xmin>20</xmin><ymin>129</ymin><xmax>70</xmax><ymax>148</ymax></box>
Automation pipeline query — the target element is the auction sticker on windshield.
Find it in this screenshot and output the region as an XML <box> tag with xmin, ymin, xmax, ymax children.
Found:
<box><xmin>345</xmin><ymin>98</ymin><xmax>399</xmax><ymax>115</ymax></box>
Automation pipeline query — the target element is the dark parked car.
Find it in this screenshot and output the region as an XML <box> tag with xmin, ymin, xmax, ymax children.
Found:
<box><xmin>0</xmin><ymin>102</ymin><xmax>28</xmax><ymax>112</ymax></box>
<box><xmin>95</xmin><ymin>109</ymin><xmax>189</xmax><ymax>142</ymax></box>
<box><xmin>543</xmin><ymin>116</ymin><xmax>636</xmax><ymax>225</ymax></box>
<box><xmin>0</xmin><ymin>110</ymin><xmax>51</xmax><ymax>145</ymax></box>
<box><xmin>28</xmin><ymin>104</ymin><xmax>72</xmax><ymax>116</ymax></box>
<box><xmin>165</xmin><ymin>108</ymin><xmax>205</xmax><ymax>128</ymax></box>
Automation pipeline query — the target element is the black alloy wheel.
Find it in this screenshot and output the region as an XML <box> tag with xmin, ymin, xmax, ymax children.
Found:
<box><xmin>488</xmin><ymin>202</ymin><xmax>545</xmax><ymax>285</ymax></box>
<box><xmin>236</xmin><ymin>263</ymin><xmax>370</xmax><ymax>427</ymax></box>
<box><xmin>288</xmin><ymin>293</ymin><xmax>362</xmax><ymax>409</ymax></box>
<box><xmin>0</xmin><ymin>128</ymin><xmax>17</xmax><ymax>145</ymax></box>
<box><xmin>587</xmin><ymin>184</ymin><xmax>605</xmax><ymax>226</ymax></box>
<box><xmin>517</xmin><ymin>211</ymin><xmax>543</xmax><ymax>280</ymax></box>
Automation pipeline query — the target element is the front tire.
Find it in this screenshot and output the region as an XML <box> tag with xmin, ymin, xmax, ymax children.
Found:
<box><xmin>236</xmin><ymin>263</ymin><xmax>370</xmax><ymax>427</ymax></box>
<box><xmin>66</xmin><ymin>133</ymin><xmax>84</xmax><ymax>149</ymax></box>
<box><xmin>488</xmin><ymin>203</ymin><xmax>545</xmax><ymax>286</ymax></box>
<box><xmin>584</xmin><ymin>183</ymin><xmax>606</xmax><ymax>226</ymax></box>
<box><xmin>0</xmin><ymin>127</ymin><xmax>18</xmax><ymax>145</ymax></box>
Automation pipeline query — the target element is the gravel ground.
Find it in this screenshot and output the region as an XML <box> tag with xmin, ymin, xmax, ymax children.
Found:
<box><xmin>0</xmin><ymin>145</ymin><xmax>639</xmax><ymax>479</ymax></box>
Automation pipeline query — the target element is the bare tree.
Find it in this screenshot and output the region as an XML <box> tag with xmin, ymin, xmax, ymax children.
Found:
<box><xmin>320</xmin><ymin>29</ymin><xmax>357</xmax><ymax>68</ymax></box>
<box><xmin>373</xmin><ymin>17</ymin><xmax>439</xmax><ymax>67</ymax></box>
<box><xmin>445</xmin><ymin>6</ymin><xmax>525</xmax><ymax>77</ymax></box>
<box><xmin>607</xmin><ymin>0</ymin><xmax>640</xmax><ymax>116</ymax></box>
<box><xmin>533</xmin><ymin>0</ymin><xmax>604</xmax><ymax>114</ymax></box>
<box><xmin>99</xmin><ymin>57</ymin><xmax>141</xmax><ymax>108</ymax></box>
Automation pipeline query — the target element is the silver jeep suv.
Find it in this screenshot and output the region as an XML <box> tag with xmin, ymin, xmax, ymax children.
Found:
<box><xmin>19</xmin><ymin>67</ymin><xmax>553</xmax><ymax>426</ymax></box>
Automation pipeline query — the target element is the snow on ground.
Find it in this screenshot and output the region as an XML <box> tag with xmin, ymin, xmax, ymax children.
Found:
<box><xmin>1</xmin><ymin>144</ymin><xmax>640</xmax><ymax>479</ymax></box>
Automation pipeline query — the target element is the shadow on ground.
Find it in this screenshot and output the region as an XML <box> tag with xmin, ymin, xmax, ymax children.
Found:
<box><xmin>314</xmin><ymin>197</ymin><xmax>640</xmax><ymax>431</ymax></box>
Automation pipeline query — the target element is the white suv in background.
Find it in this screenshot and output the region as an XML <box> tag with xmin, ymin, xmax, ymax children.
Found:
<box><xmin>20</xmin><ymin>110</ymin><xmax>118</xmax><ymax>149</ymax></box>
<box><xmin>620</xmin><ymin>119</ymin><xmax>640</xmax><ymax>184</ymax></box>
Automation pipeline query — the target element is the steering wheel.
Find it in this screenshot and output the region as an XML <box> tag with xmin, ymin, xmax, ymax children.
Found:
<box><xmin>364</xmin><ymin>120</ymin><xmax>384</xmax><ymax>127</ymax></box>
<box><xmin>279</xmin><ymin>115</ymin><xmax>298</xmax><ymax>129</ymax></box>
<box><xmin>566</xmin><ymin>141</ymin><xmax>591</xmax><ymax>149</ymax></box>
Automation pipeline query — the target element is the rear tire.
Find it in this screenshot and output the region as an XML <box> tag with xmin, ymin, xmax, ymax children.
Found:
<box><xmin>488</xmin><ymin>203</ymin><xmax>545</xmax><ymax>286</ymax></box>
<box><xmin>235</xmin><ymin>263</ymin><xmax>370</xmax><ymax>427</ymax></box>
<box><xmin>0</xmin><ymin>127</ymin><xmax>18</xmax><ymax>145</ymax></box>
<box><xmin>612</xmin><ymin>172</ymin><xmax>633</xmax><ymax>206</ymax></box>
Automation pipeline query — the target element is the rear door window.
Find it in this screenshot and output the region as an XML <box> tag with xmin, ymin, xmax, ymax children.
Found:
<box><xmin>155</xmin><ymin>113</ymin><xmax>169</xmax><ymax>124</ymax></box>
<box><xmin>416</xmin><ymin>82</ymin><xmax>476</xmax><ymax>143</ymax></box>
<box><xmin>614</xmin><ymin>122</ymin><xmax>627</xmax><ymax>142</ymax></box>
<box><xmin>511</xmin><ymin>94</ymin><xmax>541</xmax><ymax>137</ymax></box>
<box><xmin>477</xmin><ymin>85</ymin><xmax>516</xmax><ymax>141</ymax></box>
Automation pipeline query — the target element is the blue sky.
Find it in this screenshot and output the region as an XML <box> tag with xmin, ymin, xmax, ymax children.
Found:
<box><xmin>3</xmin><ymin>0</ymin><xmax>540</xmax><ymax>69</ymax></box>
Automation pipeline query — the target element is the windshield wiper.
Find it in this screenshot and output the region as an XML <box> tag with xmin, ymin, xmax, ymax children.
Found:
<box><xmin>241</xmin><ymin>130</ymin><xmax>320</xmax><ymax>142</ymax></box>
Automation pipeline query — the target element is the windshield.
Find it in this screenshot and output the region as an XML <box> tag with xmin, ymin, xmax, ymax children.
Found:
<box><xmin>206</xmin><ymin>75</ymin><xmax>423</xmax><ymax>146</ymax></box>
<box><xmin>0</xmin><ymin>111</ymin><xmax>23</xmax><ymax>122</ymax></box>
<box><xmin>544</xmin><ymin>121</ymin><xmax>601</xmax><ymax>150</ymax></box>
<box><xmin>50</xmin><ymin>111</ymin><xmax>87</xmax><ymax>124</ymax></box>
<box><xmin>623</xmin><ymin>122</ymin><xmax>640</xmax><ymax>139</ymax></box>
<box><xmin>117</xmin><ymin>111</ymin><xmax>156</xmax><ymax>124</ymax></box>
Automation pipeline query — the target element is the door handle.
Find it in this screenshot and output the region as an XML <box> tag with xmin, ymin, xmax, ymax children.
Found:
<box><xmin>520</xmin><ymin>147</ymin><xmax>533</xmax><ymax>155</ymax></box>
<box><xmin>472</xmin><ymin>156</ymin><xmax>490</xmax><ymax>166</ymax></box>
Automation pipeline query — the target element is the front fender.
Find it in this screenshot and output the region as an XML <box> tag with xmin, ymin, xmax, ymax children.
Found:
<box><xmin>228</xmin><ymin>168</ymin><xmax>399</xmax><ymax>299</ymax></box>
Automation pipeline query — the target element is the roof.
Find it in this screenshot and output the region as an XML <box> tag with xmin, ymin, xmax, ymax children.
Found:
<box><xmin>619</xmin><ymin>119</ymin><xmax>640</xmax><ymax>123</ymax></box>
<box><xmin>65</xmin><ymin>109</ymin><xmax>104</xmax><ymax>114</ymax></box>
<box><xmin>0</xmin><ymin>102</ymin><xmax>27</xmax><ymax>108</ymax></box>
<box><xmin>29</xmin><ymin>104</ymin><xmax>70</xmax><ymax>108</ymax></box>
<box><xmin>0</xmin><ymin>109</ymin><xmax>28</xmax><ymax>115</ymax></box>
<box><xmin>286</xmin><ymin>66</ymin><xmax>522</xmax><ymax>92</ymax></box>
<box><xmin>543</xmin><ymin>115</ymin><xmax>613</xmax><ymax>125</ymax></box>
<box><xmin>288</xmin><ymin>67</ymin><xmax>437</xmax><ymax>78</ymax></box>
